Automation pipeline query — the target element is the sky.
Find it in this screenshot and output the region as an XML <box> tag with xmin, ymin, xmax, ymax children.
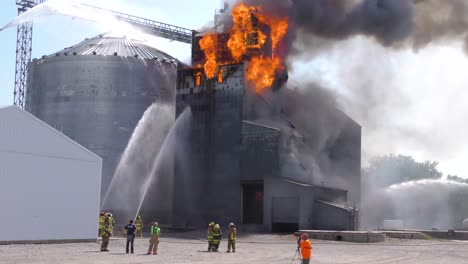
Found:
<box><xmin>0</xmin><ymin>0</ymin><xmax>218</xmax><ymax>107</ymax></box>
<box><xmin>1</xmin><ymin>0</ymin><xmax>468</xmax><ymax>178</ymax></box>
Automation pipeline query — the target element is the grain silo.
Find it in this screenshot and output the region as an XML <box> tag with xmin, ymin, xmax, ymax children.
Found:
<box><xmin>26</xmin><ymin>34</ymin><xmax>180</xmax><ymax>201</ymax></box>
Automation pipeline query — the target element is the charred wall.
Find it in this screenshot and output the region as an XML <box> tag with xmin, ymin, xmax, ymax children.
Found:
<box><xmin>174</xmin><ymin>64</ymin><xmax>245</xmax><ymax>228</ymax></box>
<box><xmin>173</xmin><ymin>61</ymin><xmax>361</xmax><ymax>229</ymax></box>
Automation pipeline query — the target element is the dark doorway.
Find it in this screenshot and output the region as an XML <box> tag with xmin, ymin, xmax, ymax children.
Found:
<box><xmin>272</xmin><ymin>222</ymin><xmax>299</xmax><ymax>233</ymax></box>
<box><xmin>242</xmin><ymin>184</ymin><xmax>263</xmax><ymax>224</ymax></box>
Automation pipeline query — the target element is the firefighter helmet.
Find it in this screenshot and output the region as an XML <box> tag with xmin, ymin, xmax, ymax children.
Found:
<box><xmin>214</xmin><ymin>224</ymin><xmax>220</xmax><ymax>229</ymax></box>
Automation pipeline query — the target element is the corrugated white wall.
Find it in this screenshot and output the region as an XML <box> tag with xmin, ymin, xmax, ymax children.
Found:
<box><xmin>0</xmin><ymin>106</ymin><xmax>102</xmax><ymax>242</ymax></box>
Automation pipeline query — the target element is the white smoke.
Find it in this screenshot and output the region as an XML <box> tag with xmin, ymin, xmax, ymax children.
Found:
<box><xmin>289</xmin><ymin>36</ymin><xmax>468</xmax><ymax>178</ymax></box>
<box><xmin>1</xmin><ymin>0</ymin><xmax>147</xmax><ymax>41</ymax></box>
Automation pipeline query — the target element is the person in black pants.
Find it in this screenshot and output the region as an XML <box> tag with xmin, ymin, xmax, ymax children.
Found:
<box><xmin>124</xmin><ymin>220</ymin><xmax>137</xmax><ymax>254</ymax></box>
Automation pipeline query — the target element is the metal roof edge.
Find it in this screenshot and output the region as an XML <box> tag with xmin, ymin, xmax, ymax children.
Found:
<box><xmin>242</xmin><ymin>120</ymin><xmax>281</xmax><ymax>132</ymax></box>
<box><xmin>279</xmin><ymin>177</ymin><xmax>347</xmax><ymax>193</ymax></box>
<box><xmin>0</xmin><ymin>106</ymin><xmax>102</xmax><ymax>162</ymax></box>
<box><xmin>316</xmin><ymin>200</ymin><xmax>356</xmax><ymax>211</ymax></box>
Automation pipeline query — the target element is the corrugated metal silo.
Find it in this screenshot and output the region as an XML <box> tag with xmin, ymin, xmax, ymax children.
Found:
<box><xmin>26</xmin><ymin>34</ymin><xmax>179</xmax><ymax>201</ymax></box>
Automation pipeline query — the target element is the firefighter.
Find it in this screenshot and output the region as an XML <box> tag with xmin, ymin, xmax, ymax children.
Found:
<box><xmin>298</xmin><ymin>233</ymin><xmax>312</xmax><ymax>264</ymax></box>
<box><xmin>98</xmin><ymin>212</ymin><xmax>105</xmax><ymax>237</ymax></box>
<box><xmin>135</xmin><ymin>215</ymin><xmax>143</xmax><ymax>238</ymax></box>
<box><xmin>147</xmin><ymin>222</ymin><xmax>161</xmax><ymax>255</ymax></box>
<box><xmin>207</xmin><ymin>222</ymin><xmax>215</xmax><ymax>251</ymax></box>
<box><xmin>100</xmin><ymin>214</ymin><xmax>112</xmax><ymax>252</ymax></box>
<box><xmin>226</xmin><ymin>222</ymin><xmax>237</xmax><ymax>253</ymax></box>
<box><xmin>211</xmin><ymin>224</ymin><xmax>222</xmax><ymax>252</ymax></box>
<box><xmin>108</xmin><ymin>213</ymin><xmax>115</xmax><ymax>236</ymax></box>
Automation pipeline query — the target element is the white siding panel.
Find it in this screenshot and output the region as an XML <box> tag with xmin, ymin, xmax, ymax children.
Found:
<box><xmin>0</xmin><ymin>106</ymin><xmax>102</xmax><ymax>242</ymax></box>
<box><xmin>0</xmin><ymin>150</ymin><xmax>101</xmax><ymax>241</ymax></box>
<box><xmin>0</xmin><ymin>106</ymin><xmax>100</xmax><ymax>162</ymax></box>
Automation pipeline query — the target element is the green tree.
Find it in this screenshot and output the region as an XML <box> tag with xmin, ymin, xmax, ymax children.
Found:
<box><xmin>363</xmin><ymin>154</ymin><xmax>443</xmax><ymax>188</ymax></box>
<box><xmin>447</xmin><ymin>175</ymin><xmax>468</xmax><ymax>184</ymax></box>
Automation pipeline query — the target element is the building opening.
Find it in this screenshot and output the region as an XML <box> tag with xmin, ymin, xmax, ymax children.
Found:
<box><xmin>271</xmin><ymin>197</ymin><xmax>299</xmax><ymax>233</ymax></box>
<box><xmin>272</xmin><ymin>222</ymin><xmax>299</xmax><ymax>233</ymax></box>
<box><xmin>242</xmin><ymin>184</ymin><xmax>263</xmax><ymax>224</ymax></box>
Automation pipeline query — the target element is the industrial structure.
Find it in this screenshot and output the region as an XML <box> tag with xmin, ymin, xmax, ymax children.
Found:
<box><xmin>13</xmin><ymin>0</ymin><xmax>46</xmax><ymax>108</ymax></box>
<box><xmin>0</xmin><ymin>106</ymin><xmax>102</xmax><ymax>243</ymax></box>
<box><xmin>174</xmin><ymin>63</ymin><xmax>361</xmax><ymax>231</ymax></box>
<box><xmin>7</xmin><ymin>1</ymin><xmax>362</xmax><ymax>232</ymax></box>
<box><xmin>26</xmin><ymin>35</ymin><xmax>181</xmax><ymax>197</ymax></box>
<box><xmin>10</xmin><ymin>0</ymin><xmax>195</xmax><ymax>201</ymax></box>
<box><xmin>173</xmin><ymin>6</ymin><xmax>361</xmax><ymax>231</ymax></box>
<box><xmin>12</xmin><ymin>0</ymin><xmax>193</xmax><ymax>109</ymax></box>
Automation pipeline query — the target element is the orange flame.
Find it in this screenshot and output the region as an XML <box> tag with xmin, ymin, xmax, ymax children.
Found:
<box><xmin>197</xmin><ymin>3</ymin><xmax>289</xmax><ymax>91</ymax></box>
<box><xmin>227</xmin><ymin>30</ymin><xmax>246</xmax><ymax>61</ymax></box>
<box><xmin>217</xmin><ymin>68</ymin><xmax>223</xmax><ymax>83</ymax></box>
<box><xmin>227</xmin><ymin>4</ymin><xmax>253</xmax><ymax>60</ymax></box>
<box><xmin>199</xmin><ymin>33</ymin><xmax>218</xmax><ymax>78</ymax></box>
<box><xmin>195</xmin><ymin>72</ymin><xmax>201</xmax><ymax>86</ymax></box>
<box><xmin>227</xmin><ymin>4</ymin><xmax>268</xmax><ymax>60</ymax></box>
<box><xmin>246</xmin><ymin>56</ymin><xmax>282</xmax><ymax>92</ymax></box>
<box><xmin>269</xmin><ymin>18</ymin><xmax>289</xmax><ymax>51</ymax></box>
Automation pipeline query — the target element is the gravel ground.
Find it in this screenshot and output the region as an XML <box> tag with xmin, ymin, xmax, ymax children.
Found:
<box><xmin>2</xmin><ymin>233</ymin><xmax>468</xmax><ymax>264</ymax></box>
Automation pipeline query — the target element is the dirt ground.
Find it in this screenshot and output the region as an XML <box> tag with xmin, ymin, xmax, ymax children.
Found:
<box><xmin>2</xmin><ymin>233</ymin><xmax>468</xmax><ymax>264</ymax></box>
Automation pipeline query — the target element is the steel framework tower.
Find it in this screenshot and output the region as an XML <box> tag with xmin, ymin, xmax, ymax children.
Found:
<box><xmin>12</xmin><ymin>0</ymin><xmax>193</xmax><ymax>108</ymax></box>
<box><xmin>14</xmin><ymin>0</ymin><xmax>45</xmax><ymax>108</ymax></box>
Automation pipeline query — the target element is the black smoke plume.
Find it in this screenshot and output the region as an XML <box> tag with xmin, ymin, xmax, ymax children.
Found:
<box><xmin>227</xmin><ymin>0</ymin><xmax>468</xmax><ymax>56</ymax></box>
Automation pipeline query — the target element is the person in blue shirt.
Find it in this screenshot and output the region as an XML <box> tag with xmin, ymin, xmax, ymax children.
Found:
<box><xmin>124</xmin><ymin>220</ymin><xmax>137</xmax><ymax>254</ymax></box>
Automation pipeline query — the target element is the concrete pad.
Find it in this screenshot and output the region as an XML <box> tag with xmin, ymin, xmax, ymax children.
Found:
<box><xmin>0</xmin><ymin>239</ymin><xmax>96</xmax><ymax>245</ymax></box>
<box><xmin>297</xmin><ymin>230</ymin><xmax>386</xmax><ymax>243</ymax></box>
<box><xmin>381</xmin><ymin>231</ymin><xmax>425</xmax><ymax>240</ymax></box>
<box><xmin>419</xmin><ymin>230</ymin><xmax>468</xmax><ymax>240</ymax></box>
<box><xmin>3</xmin><ymin>234</ymin><xmax>468</xmax><ymax>264</ymax></box>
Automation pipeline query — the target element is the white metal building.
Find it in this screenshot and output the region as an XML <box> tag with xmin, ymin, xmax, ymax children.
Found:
<box><xmin>0</xmin><ymin>106</ymin><xmax>102</xmax><ymax>243</ymax></box>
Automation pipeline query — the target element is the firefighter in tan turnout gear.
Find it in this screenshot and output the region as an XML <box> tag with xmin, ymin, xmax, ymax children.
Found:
<box><xmin>100</xmin><ymin>214</ymin><xmax>112</xmax><ymax>252</ymax></box>
<box><xmin>226</xmin><ymin>222</ymin><xmax>237</xmax><ymax>253</ymax></box>
<box><xmin>108</xmin><ymin>213</ymin><xmax>115</xmax><ymax>236</ymax></box>
<box><xmin>212</xmin><ymin>224</ymin><xmax>222</xmax><ymax>252</ymax></box>
<box><xmin>98</xmin><ymin>212</ymin><xmax>105</xmax><ymax>236</ymax></box>
<box><xmin>135</xmin><ymin>215</ymin><xmax>143</xmax><ymax>238</ymax></box>
<box><xmin>207</xmin><ymin>222</ymin><xmax>215</xmax><ymax>251</ymax></box>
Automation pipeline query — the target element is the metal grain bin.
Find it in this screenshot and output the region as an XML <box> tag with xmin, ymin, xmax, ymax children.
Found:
<box><xmin>26</xmin><ymin>34</ymin><xmax>179</xmax><ymax>201</ymax></box>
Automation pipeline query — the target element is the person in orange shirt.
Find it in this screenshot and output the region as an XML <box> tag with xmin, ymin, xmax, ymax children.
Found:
<box><xmin>299</xmin><ymin>233</ymin><xmax>312</xmax><ymax>264</ymax></box>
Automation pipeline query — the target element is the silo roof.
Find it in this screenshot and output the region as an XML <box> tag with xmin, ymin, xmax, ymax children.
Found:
<box><xmin>48</xmin><ymin>34</ymin><xmax>180</xmax><ymax>61</ymax></box>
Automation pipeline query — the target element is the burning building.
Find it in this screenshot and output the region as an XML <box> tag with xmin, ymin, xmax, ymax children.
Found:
<box><xmin>173</xmin><ymin>3</ymin><xmax>361</xmax><ymax>231</ymax></box>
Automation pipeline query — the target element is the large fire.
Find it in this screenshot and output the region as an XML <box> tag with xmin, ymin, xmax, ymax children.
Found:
<box><xmin>198</xmin><ymin>3</ymin><xmax>289</xmax><ymax>92</ymax></box>
<box><xmin>199</xmin><ymin>33</ymin><xmax>218</xmax><ymax>78</ymax></box>
<box><xmin>246</xmin><ymin>56</ymin><xmax>282</xmax><ymax>91</ymax></box>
